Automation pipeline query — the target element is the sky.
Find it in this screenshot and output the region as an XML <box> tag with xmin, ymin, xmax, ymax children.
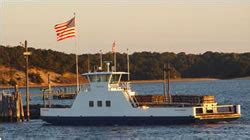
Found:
<box><xmin>0</xmin><ymin>0</ymin><xmax>250</xmax><ymax>54</ymax></box>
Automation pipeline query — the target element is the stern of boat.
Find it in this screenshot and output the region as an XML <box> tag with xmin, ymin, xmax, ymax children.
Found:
<box><xmin>193</xmin><ymin>104</ymin><xmax>241</xmax><ymax>123</ymax></box>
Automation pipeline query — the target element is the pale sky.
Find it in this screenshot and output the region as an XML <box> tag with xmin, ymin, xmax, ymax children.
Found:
<box><xmin>1</xmin><ymin>0</ymin><xmax>250</xmax><ymax>54</ymax></box>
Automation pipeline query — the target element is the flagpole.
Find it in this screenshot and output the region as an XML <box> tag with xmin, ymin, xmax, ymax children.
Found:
<box><xmin>74</xmin><ymin>12</ymin><xmax>80</xmax><ymax>93</ymax></box>
<box><xmin>88</xmin><ymin>54</ymin><xmax>90</xmax><ymax>72</ymax></box>
<box><xmin>113</xmin><ymin>41</ymin><xmax>117</xmax><ymax>72</ymax></box>
<box><xmin>114</xmin><ymin>51</ymin><xmax>116</xmax><ymax>72</ymax></box>
<box><xmin>100</xmin><ymin>50</ymin><xmax>103</xmax><ymax>70</ymax></box>
<box><xmin>127</xmin><ymin>48</ymin><xmax>130</xmax><ymax>81</ymax></box>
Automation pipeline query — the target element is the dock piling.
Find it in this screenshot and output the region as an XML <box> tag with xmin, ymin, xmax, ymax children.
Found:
<box><xmin>0</xmin><ymin>85</ymin><xmax>25</xmax><ymax>122</ymax></box>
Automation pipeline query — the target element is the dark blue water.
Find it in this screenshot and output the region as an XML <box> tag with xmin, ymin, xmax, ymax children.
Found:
<box><xmin>1</xmin><ymin>80</ymin><xmax>250</xmax><ymax>139</ymax></box>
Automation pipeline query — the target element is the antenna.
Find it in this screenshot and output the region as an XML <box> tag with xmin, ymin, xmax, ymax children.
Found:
<box><xmin>112</xmin><ymin>41</ymin><xmax>117</xmax><ymax>72</ymax></box>
<box><xmin>167</xmin><ymin>62</ymin><xmax>171</xmax><ymax>103</ymax></box>
<box><xmin>127</xmin><ymin>48</ymin><xmax>130</xmax><ymax>81</ymax></box>
<box><xmin>163</xmin><ymin>64</ymin><xmax>167</xmax><ymax>101</ymax></box>
<box><xmin>99</xmin><ymin>50</ymin><xmax>103</xmax><ymax>71</ymax></box>
<box><xmin>104</xmin><ymin>61</ymin><xmax>112</xmax><ymax>72</ymax></box>
<box><xmin>163</xmin><ymin>62</ymin><xmax>172</xmax><ymax>103</ymax></box>
<box><xmin>87</xmin><ymin>54</ymin><xmax>90</xmax><ymax>72</ymax></box>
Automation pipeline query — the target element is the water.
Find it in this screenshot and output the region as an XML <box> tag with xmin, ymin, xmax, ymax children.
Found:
<box><xmin>1</xmin><ymin>80</ymin><xmax>250</xmax><ymax>139</ymax></box>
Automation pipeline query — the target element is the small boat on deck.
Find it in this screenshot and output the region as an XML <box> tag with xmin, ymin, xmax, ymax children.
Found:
<box><xmin>40</xmin><ymin>68</ymin><xmax>241</xmax><ymax>125</ymax></box>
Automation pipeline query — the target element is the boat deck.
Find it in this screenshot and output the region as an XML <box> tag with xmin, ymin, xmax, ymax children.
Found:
<box><xmin>137</xmin><ymin>102</ymin><xmax>202</xmax><ymax>107</ymax></box>
<box><xmin>196</xmin><ymin>113</ymin><xmax>241</xmax><ymax>120</ymax></box>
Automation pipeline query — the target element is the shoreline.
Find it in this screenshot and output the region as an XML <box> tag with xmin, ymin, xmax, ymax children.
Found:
<box><xmin>234</xmin><ymin>76</ymin><xmax>250</xmax><ymax>80</ymax></box>
<box><xmin>0</xmin><ymin>78</ymin><xmax>218</xmax><ymax>89</ymax></box>
<box><xmin>130</xmin><ymin>78</ymin><xmax>218</xmax><ymax>84</ymax></box>
<box><xmin>0</xmin><ymin>83</ymin><xmax>79</xmax><ymax>90</ymax></box>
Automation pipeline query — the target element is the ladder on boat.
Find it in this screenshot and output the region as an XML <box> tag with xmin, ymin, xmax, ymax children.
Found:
<box><xmin>124</xmin><ymin>90</ymin><xmax>139</xmax><ymax>107</ymax></box>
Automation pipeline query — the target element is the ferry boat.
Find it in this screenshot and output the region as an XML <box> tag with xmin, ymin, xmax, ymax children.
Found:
<box><xmin>40</xmin><ymin>68</ymin><xmax>241</xmax><ymax>125</ymax></box>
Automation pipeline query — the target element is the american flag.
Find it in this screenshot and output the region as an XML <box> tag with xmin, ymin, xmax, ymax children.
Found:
<box><xmin>54</xmin><ymin>17</ymin><xmax>76</xmax><ymax>41</ymax></box>
<box><xmin>112</xmin><ymin>41</ymin><xmax>116</xmax><ymax>53</ymax></box>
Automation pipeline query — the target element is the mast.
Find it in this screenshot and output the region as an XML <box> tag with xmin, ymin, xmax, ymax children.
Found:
<box><xmin>112</xmin><ymin>41</ymin><xmax>116</xmax><ymax>72</ymax></box>
<box><xmin>167</xmin><ymin>62</ymin><xmax>171</xmax><ymax>103</ymax></box>
<box><xmin>74</xmin><ymin>13</ymin><xmax>80</xmax><ymax>92</ymax></box>
<box><xmin>114</xmin><ymin>51</ymin><xmax>116</xmax><ymax>72</ymax></box>
<box><xmin>76</xmin><ymin>51</ymin><xmax>79</xmax><ymax>92</ymax></box>
<box><xmin>99</xmin><ymin>50</ymin><xmax>103</xmax><ymax>70</ymax></box>
<box><xmin>127</xmin><ymin>48</ymin><xmax>130</xmax><ymax>81</ymax></box>
<box><xmin>163</xmin><ymin>62</ymin><xmax>171</xmax><ymax>103</ymax></box>
<box><xmin>163</xmin><ymin>64</ymin><xmax>167</xmax><ymax>101</ymax></box>
<box><xmin>23</xmin><ymin>40</ymin><xmax>31</xmax><ymax>121</ymax></box>
<box><xmin>87</xmin><ymin>54</ymin><xmax>90</xmax><ymax>72</ymax></box>
<box><xmin>48</xmin><ymin>74</ymin><xmax>52</xmax><ymax>108</ymax></box>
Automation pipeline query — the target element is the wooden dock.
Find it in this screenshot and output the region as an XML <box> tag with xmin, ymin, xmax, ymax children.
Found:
<box><xmin>0</xmin><ymin>91</ymin><xmax>25</xmax><ymax>122</ymax></box>
<box><xmin>0</xmin><ymin>85</ymin><xmax>75</xmax><ymax>122</ymax></box>
<box><xmin>0</xmin><ymin>92</ymin><xmax>71</xmax><ymax>121</ymax></box>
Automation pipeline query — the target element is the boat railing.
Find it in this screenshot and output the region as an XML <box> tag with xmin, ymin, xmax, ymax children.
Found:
<box><xmin>46</xmin><ymin>84</ymin><xmax>90</xmax><ymax>96</ymax></box>
<box><xmin>120</xmin><ymin>82</ymin><xmax>131</xmax><ymax>90</ymax></box>
<box><xmin>109</xmin><ymin>82</ymin><xmax>131</xmax><ymax>90</ymax></box>
<box><xmin>109</xmin><ymin>83</ymin><xmax>120</xmax><ymax>90</ymax></box>
<box><xmin>137</xmin><ymin>102</ymin><xmax>200</xmax><ymax>107</ymax></box>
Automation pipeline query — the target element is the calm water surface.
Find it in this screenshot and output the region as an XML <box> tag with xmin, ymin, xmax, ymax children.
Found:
<box><xmin>1</xmin><ymin>80</ymin><xmax>250</xmax><ymax>139</ymax></box>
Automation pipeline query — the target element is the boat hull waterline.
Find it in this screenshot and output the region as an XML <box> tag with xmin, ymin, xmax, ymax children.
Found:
<box><xmin>41</xmin><ymin>116</ymin><xmax>239</xmax><ymax>125</ymax></box>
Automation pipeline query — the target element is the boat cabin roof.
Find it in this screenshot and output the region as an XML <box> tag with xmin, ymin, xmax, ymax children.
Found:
<box><xmin>82</xmin><ymin>71</ymin><xmax>128</xmax><ymax>76</ymax></box>
<box><xmin>81</xmin><ymin>71</ymin><xmax>129</xmax><ymax>84</ymax></box>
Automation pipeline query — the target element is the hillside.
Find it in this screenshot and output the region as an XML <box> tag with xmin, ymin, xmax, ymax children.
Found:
<box><xmin>0</xmin><ymin>65</ymin><xmax>86</xmax><ymax>88</ymax></box>
<box><xmin>0</xmin><ymin>45</ymin><xmax>250</xmax><ymax>86</ymax></box>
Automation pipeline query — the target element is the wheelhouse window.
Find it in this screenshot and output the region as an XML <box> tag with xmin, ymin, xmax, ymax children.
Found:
<box><xmin>106</xmin><ymin>100</ymin><xmax>111</xmax><ymax>107</ymax></box>
<box><xmin>89</xmin><ymin>101</ymin><xmax>94</xmax><ymax>107</ymax></box>
<box><xmin>110</xmin><ymin>74</ymin><xmax>121</xmax><ymax>84</ymax></box>
<box><xmin>97</xmin><ymin>101</ymin><xmax>102</xmax><ymax>107</ymax></box>
<box><xmin>88</xmin><ymin>74</ymin><xmax>111</xmax><ymax>82</ymax></box>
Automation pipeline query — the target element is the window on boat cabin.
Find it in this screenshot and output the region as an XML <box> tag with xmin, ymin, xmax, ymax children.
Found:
<box><xmin>110</xmin><ymin>74</ymin><xmax>120</xmax><ymax>84</ymax></box>
<box><xmin>89</xmin><ymin>101</ymin><xmax>94</xmax><ymax>107</ymax></box>
<box><xmin>97</xmin><ymin>101</ymin><xmax>102</xmax><ymax>107</ymax></box>
<box><xmin>196</xmin><ymin>108</ymin><xmax>203</xmax><ymax>114</ymax></box>
<box><xmin>106</xmin><ymin>100</ymin><xmax>111</xmax><ymax>107</ymax></box>
<box><xmin>206</xmin><ymin>109</ymin><xmax>213</xmax><ymax>113</ymax></box>
<box><xmin>88</xmin><ymin>74</ymin><xmax>111</xmax><ymax>82</ymax></box>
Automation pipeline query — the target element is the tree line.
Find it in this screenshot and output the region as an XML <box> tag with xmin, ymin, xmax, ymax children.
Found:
<box><xmin>0</xmin><ymin>45</ymin><xmax>250</xmax><ymax>80</ymax></box>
